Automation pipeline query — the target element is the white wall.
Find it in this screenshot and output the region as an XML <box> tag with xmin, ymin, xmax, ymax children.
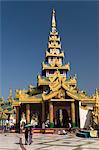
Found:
<box><xmin>79</xmin><ymin>102</ymin><xmax>94</xmax><ymax>128</ymax></box>
<box><xmin>79</xmin><ymin>102</ymin><xmax>88</xmax><ymax>128</ymax></box>
<box><xmin>48</xmin><ymin>58</ymin><xmax>53</xmax><ymax>64</ymax></box>
<box><xmin>59</xmin><ymin>58</ymin><xmax>62</xmax><ymax>64</ymax></box>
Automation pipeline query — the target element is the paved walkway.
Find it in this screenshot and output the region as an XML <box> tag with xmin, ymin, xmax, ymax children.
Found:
<box><xmin>21</xmin><ymin>133</ymin><xmax>99</xmax><ymax>150</ymax></box>
<box><xmin>0</xmin><ymin>133</ymin><xmax>99</xmax><ymax>150</ymax></box>
<box><xmin>0</xmin><ymin>133</ymin><xmax>21</xmax><ymax>150</ymax></box>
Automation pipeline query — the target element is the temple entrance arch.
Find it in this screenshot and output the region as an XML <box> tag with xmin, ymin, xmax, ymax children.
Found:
<box><xmin>54</xmin><ymin>107</ymin><xmax>69</xmax><ymax>128</ymax></box>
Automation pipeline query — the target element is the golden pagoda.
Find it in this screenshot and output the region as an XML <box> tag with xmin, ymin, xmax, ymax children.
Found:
<box><xmin>12</xmin><ymin>9</ymin><xmax>99</xmax><ymax>131</ymax></box>
<box><xmin>0</xmin><ymin>89</ymin><xmax>15</xmax><ymax>122</ymax></box>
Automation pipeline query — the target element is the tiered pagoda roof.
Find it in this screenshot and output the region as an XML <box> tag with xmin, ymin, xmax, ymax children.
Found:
<box><xmin>41</xmin><ymin>9</ymin><xmax>70</xmax><ymax>73</ymax></box>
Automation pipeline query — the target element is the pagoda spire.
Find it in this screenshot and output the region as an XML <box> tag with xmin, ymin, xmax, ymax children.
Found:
<box><xmin>52</xmin><ymin>9</ymin><xmax>56</xmax><ymax>32</ymax></box>
<box><xmin>9</xmin><ymin>88</ymin><xmax>12</xmax><ymax>98</ymax></box>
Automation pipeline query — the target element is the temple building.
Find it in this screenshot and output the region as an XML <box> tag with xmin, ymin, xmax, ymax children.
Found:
<box><xmin>12</xmin><ymin>9</ymin><xmax>99</xmax><ymax>131</ymax></box>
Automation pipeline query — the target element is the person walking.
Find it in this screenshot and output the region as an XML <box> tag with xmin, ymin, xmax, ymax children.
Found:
<box><xmin>68</xmin><ymin>122</ymin><xmax>72</xmax><ymax>133</ymax></box>
<box><xmin>28</xmin><ymin>127</ymin><xmax>32</xmax><ymax>145</ymax></box>
<box><xmin>25</xmin><ymin>128</ymin><xmax>28</xmax><ymax>145</ymax></box>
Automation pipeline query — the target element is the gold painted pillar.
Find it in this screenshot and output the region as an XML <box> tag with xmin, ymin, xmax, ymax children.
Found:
<box><xmin>71</xmin><ymin>101</ymin><xmax>76</xmax><ymax>127</ymax></box>
<box><xmin>16</xmin><ymin>106</ymin><xmax>20</xmax><ymax>132</ymax></box>
<box><xmin>26</xmin><ymin>104</ymin><xmax>30</xmax><ymax>124</ymax></box>
<box><xmin>42</xmin><ymin>101</ymin><xmax>45</xmax><ymax>129</ymax></box>
<box><xmin>49</xmin><ymin>101</ymin><xmax>54</xmax><ymax>128</ymax></box>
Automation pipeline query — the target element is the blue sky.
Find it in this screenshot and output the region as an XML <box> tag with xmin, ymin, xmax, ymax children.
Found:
<box><xmin>1</xmin><ymin>1</ymin><xmax>99</xmax><ymax>100</ymax></box>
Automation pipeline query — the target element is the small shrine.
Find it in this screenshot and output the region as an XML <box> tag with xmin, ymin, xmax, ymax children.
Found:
<box><xmin>0</xmin><ymin>89</ymin><xmax>15</xmax><ymax>128</ymax></box>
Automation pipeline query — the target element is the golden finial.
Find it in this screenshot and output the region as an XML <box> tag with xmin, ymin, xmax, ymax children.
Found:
<box><xmin>52</xmin><ymin>9</ymin><xmax>56</xmax><ymax>32</ymax></box>
<box><xmin>9</xmin><ymin>88</ymin><xmax>12</xmax><ymax>98</ymax></box>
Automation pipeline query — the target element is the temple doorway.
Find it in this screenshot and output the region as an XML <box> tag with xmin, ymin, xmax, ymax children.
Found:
<box><xmin>55</xmin><ymin>108</ymin><xmax>69</xmax><ymax>128</ymax></box>
<box><xmin>30</xmin><ymin>104</ymin><xmax>42</xmax><ymax>128</ymax></box>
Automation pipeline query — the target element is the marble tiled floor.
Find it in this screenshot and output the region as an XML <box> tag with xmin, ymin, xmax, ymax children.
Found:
<box><xmin>0</xmin><ymin>133</ymin><xmax>21</xmax><ymax>150</ymax></box>
<box><xmin>0</xmin><ymin>133</ymin><xmax>98</xmax><ymax>150</ymax></box>
<box><xmin>22</xmin><ymin>134</ymin><xmax>99</xmax><ymax>150</ymax></box>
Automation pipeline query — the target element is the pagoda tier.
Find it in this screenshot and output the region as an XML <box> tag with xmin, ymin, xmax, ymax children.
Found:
<box><xmin>41</xmin><ymin>9</ymin><xmax>70</xmax><ymax>78</ymax></box>
<box><xmin>42</xmin><ymin>61</ymin><xmax>70</xmax><ymax>70</ymax></box>
<box><xmin>38</xmin><ymin>71</ymin><xmax>77</xmax><ymax>87</ymax></box>
<box><xmin>46</xmin><ymin>10</ymin><xmax>63</xmax><ymax>59</ymax></box>
<box><xmin>49</xmin><ymin>35</ymin><xmax>60</xmax><ymax>42</ymax></box>
<box><xmin>47</xmin><ymin>10</ymin><xmax>62</xmax><ymax>52</ymax></box>
<box><xmin>48</xmin><ymin>42</ymin><xmax>61</xmax><ymax>49</ymax></box>
<box><xmin>45</xmin><ymin>51</ymin><xmax>64</xmax><ymax>57</ymax></box>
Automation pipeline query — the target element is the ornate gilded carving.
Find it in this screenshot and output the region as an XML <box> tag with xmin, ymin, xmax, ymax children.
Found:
<box><xmin>46</xmin><ymin>51</ymin><xmax>64</xmax><ymax>57</ymax></box>
<box><xmin>93</xmin><ymin>89</ymin><xmax>99</xmax><ymax>124</ymax></box>
<box><xmin>49</xmin><ymin>36</ymin><xmax>60</xmax><ymax>42</ymax></box>
<box><xmin>48</xmin><ymin>42</ymin><xmax>61</xmax><ymax>49</ymax></box>
<box><xmin>42</xmin><ymin>62</ymin><xmax>70</xmax><ymax>70</ymax></box>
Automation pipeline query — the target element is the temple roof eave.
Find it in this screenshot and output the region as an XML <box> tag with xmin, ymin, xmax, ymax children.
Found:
<box><xmin>50</xmin><ymin>31</ymin><xmax>58</xmax><ymax>35</ymax></box>
<box><xmin>42</xmin><ymin>63</ymin><xmax>70</xmax><ymax>71</ymax></box>
<box><xmin>45</xmin><ymin>51</ymin><xmax>64</xmax><ymax>57</ymax></box>
<box><xmin>13</xmin><ymin>93</ymin><xmax>42</xmax><ymax>106</ymax></box>
<box><xmin>49</xmin><ymin>36</ymin><xmax>60</xmax><ymax>42</ymax></box>
<box><xmin>81</xmin><ymin>100</ymin><xmax>96</xmax><ymax>104</ymax></box>
<box><xmin>38</xmin><ymin>74</ymin><xmax>76</xmax><ymax>87</ymax></box>
<box><xmin>63</xmin><ymin>79</ymin><xmax>77</xmax><ymax>86</ymax></box>
<box><xmin>42</xmin><ymin>91</ymin><xmax>59</xmax><ymax>101</ymax></box>
<box><xmin>48</xmin><ymin>43</ymin><xmax>61</xmax><ymax>49</ymax></box>
<box><xmin>66</xmin><ymin>91</ymin><xmax>95</xmax><ymax>102</ymax></box>
<box><xmin>37</xmin><ymin>75</ymin><xmax>50</xmax><ymax>86</ymax></box>
<box><xmin>19</xmin><ymin>98</ymin><xmax>42</xmax><ymax>103</ymax></box>
<box><xmin>42</xmin><ymin>90</ymin><xmax>96</xmax><ymax>103</ymax></box>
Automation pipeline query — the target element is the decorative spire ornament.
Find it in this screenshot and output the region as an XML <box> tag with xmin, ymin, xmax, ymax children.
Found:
<box><xmin>52</xmin><ymin>9</ymin><xmax>56</xmax><ymax>32</ymax></box>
